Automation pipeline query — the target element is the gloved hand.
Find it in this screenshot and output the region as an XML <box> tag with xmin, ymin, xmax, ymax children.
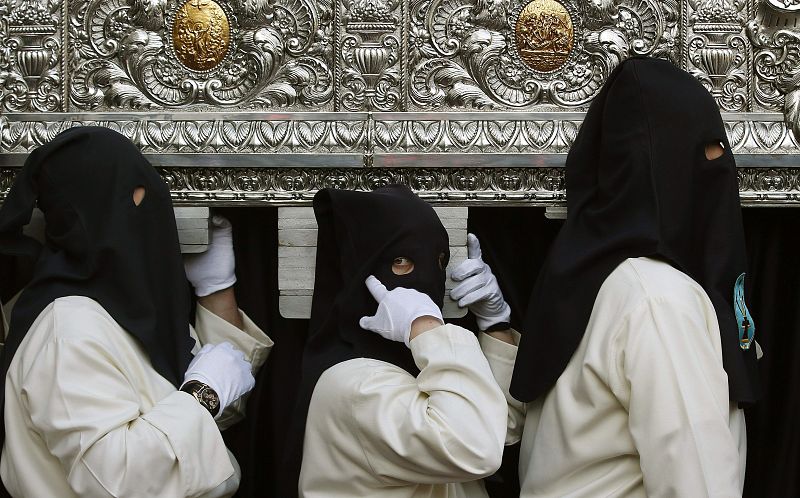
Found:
<box><xmin>359</xmin><ymin>275</ymin><xmax>444</xmax><ymax>347</ymax></box>
<box><xmin>450</xmin><ymin>233</ymin><xmax>511</xmax><ymax>331</ymax></box>
<box><xmin>184</xmin><ymin>215</ymin><xmax>237</xmax><ymax>297</ymax></box>
<box><xmin>182</xmin><ymin>342</ymin><xmax>255</xmax><ymax>417</ymax></box>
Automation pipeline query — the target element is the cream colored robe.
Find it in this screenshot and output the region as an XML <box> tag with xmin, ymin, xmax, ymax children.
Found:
<box><xmin>481</xmin><ymin>257</ymin><xmax>747</xmax><ymax>498</ymax></box>
<box><xmin>299</xmin><ymin>323</ymin><xmax>508</xmax><ymax>498</ymax></box>
<box><xmin>0</xmin><ymin>295</ymin><xmax>273</xmax><ymax>498</ymax></box>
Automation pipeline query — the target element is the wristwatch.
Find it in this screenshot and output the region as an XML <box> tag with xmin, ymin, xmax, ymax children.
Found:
<box><xmin>180</xmin><ymin>380</ymin><xmax>220</xmax><ymax>417</ymax></box>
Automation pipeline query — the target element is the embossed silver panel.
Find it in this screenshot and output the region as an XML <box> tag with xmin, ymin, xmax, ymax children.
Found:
<box><xmin>1</xmin><ymin>0</ymin><xmax>799</xmax><ymax>205</ymax></box>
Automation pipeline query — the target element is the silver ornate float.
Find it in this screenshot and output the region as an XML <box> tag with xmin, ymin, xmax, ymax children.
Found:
<box><xmin>0</xmin><ymin>0</ymin><xmax>798</xmax><ymax>205</ymax></box>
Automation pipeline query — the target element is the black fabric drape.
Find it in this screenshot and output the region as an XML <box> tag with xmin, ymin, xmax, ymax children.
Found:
<box><xmin>469</xmin><ymin>206</ymin><xmax>560</xmax><ymax>498</ymax></box>
<box><xmin>0</xmin><ymin>254</ymin><xmax>35</xmax><ymax>497</ymax></box>
<box><xmin>0</xmin><ymin>255</ymin><xmax>31</xmax><ymax>304</ymax></box>
<box><xmin>468</xmin><ymin>207</ymin><xmax>562</xmax><ymax>332</ymax></box>
<box><xmin>213</xmin><ymin>207</ymin><xmax>309</xmax><ymax>498</ymax></box>
<box><xmin>741</xmin><ymin>207</ymin><xmax>800</xmax><ymax>498</ymax></box>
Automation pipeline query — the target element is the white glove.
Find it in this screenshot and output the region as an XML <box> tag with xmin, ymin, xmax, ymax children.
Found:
<box><xmin>359</xmin><ymin>275</ymin><xmax>444</xmax><ymax>347</ymax></box>
<box><xmin>184</xmin><ymin>215</ymin><xmax>237</xmax><ymax>297</ymax></box>
<box><xmin>182</xmin><ymin>342</ymin><xmax>255</xmax><ymax>417</ymax></box>
<box><xmin>450</xmin><ymin>233</ymin><xmax>511</xmax><ymax>331</ymax></box>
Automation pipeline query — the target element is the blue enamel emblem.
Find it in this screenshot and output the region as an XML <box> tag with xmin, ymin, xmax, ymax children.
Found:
<box><xmin>734</xmin><ymin>273</ymin><xmax>755</xmax><ymax>351</ymax></box>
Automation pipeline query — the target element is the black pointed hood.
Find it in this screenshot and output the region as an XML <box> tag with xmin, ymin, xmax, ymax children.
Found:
<box><xmin>0</xmin><ymin>126</ymin><xmax>193</xmax><ymax>403</ymax></box>
<box><xmin>281</xmin><ymin>185</ymin><xmax>450</xmax><ymax>497</ymax></box>
<box><xmin>510</xmin><ymin>57</ymin><xmax>759</xmax><ymax>404</ymax></box>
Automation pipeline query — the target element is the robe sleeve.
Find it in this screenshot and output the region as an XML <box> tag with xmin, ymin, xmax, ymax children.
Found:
<box><xmin>609</xmin><ymin>297</ymin><xmax>744</xmax><ymax>498</ymax></box>
<box><xmin>191</xmin><ymin>304</ymin><xmax>274</xmax><ymax>430</ymax></box>
<box><xmin>347</xmin><ymin>324</ymin><xmax>507</xmax><ymax>485</ymax></box>
<box><xmin>478</xmin><ymin>330</ymin><xmax>526</xmax><ymax>445</ymax></box>
<box><xmin>22</xmin><ymin>332</ymin><xmax>236</xmax><ymax>498</ymax></box>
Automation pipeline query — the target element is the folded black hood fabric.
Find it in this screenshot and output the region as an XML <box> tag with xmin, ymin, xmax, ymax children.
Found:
<box><xmin>0</xmin><ymin>126</ymin><xmax>193</xmax><ymax>407</ymax></box>
<box><xmin>281</xmin><ymin>185</ymin><xmax>450</xmax><ymax>497</ymax></box>
<box><xmin>510</xmin><ymin>57</ymin><xmax>759</xmax><ymax>404</ymax></box>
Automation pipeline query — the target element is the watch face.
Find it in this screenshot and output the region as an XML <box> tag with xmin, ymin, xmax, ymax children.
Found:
<box><xmin>200</xmin><ymin>387</ymin><xmax>220</xmax><ymax>413</ymax></box>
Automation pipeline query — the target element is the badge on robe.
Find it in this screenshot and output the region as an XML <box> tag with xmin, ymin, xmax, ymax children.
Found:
<box><xmin>734</xmin><ymin>273</ymin><xmax>755</xmax><ymax>351</ymax></box>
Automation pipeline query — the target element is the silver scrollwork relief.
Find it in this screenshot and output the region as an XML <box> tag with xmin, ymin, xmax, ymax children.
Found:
<box><xmin>374</xmin><ymin>118</ymin><xmax>581</xmax><ymax>152</ymax></box>
<box><xmin>2</xmin><ymin>166</ymin><xmax>799</xmax><ymax>206</ymax></box>
<box><xmin>1</xmin><ymin>0</ymin><xmax>800</xmax><ymax>210</ymax></box>
<box><xmin>687</xmin><ymin>0</ymin><xmax>751</xmax><ymax>111</ymax></box>
<box><xmin>1</xmin><ymin>117</ymin><xmax>369</xmax><ymax>152</ymax></box>
<box><xmin>407</xmin><ymin>0</ymin><xmax>678</xmax><ymax>110</ymax></box>
<box><xmin>3</xmin><ymin>115</ymin><xmax>799</xmax><ymax>154</ymax></box>
<box><xmin>748</xmin><ymin>6</ymin><xmax>800</xmax><ymax>140</ymax></box>
<box><xmin>338</xmin><ymin>0</ymin><xmax>403</xmax><ymax>110</ymax></box>
<box><xmin>0</xmin><ymin>166</ymin><xmax>563</xmax><ymax>202</ymax></box>
<box><xmin>0</xmin><ymin>0</ymin><xmax>62</xmax><ymax>112</ymax></box>
<box><xmin>67</xmin><ymin>0</ymin><xmax>335</xmax><ymax>109</ymax></box>
<box><xmin>725</xmin><ymin>117</ymin><xmax>800</xmax><ymax>152</ymax></box>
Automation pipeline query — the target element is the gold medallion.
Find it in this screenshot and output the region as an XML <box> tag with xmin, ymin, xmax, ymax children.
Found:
<box><xmin>515</xmin><ymin>0</ymin><xmax>574</xmax><ymax>72</ymax></box>
<box><xmin>172</xmin><ymin>0</ymin><xmax>231</xmax><ymax>72</ymax></box>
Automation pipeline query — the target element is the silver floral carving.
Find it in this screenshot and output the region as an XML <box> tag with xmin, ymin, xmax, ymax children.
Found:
<box><xmin>0</xmin><ymin>0</ymin><xmax>62</xmax><ymax>112</ymax></box>
<box><xmin>338</xmin><ymin>0</ymin><xmax>402</xmax><ymax>110</ymax></box>
<box><xmin>407</xmin><ymin>0</ymin><xmax>678</xmax><ymax>110</ymax></box>
<box><xmin>0</xmin><ymin>166</ymin><xmax>564</xmax><ymax>202</ymax></box>
<box><xmin>687</xmin><ymin>0</ymin><xmax>750</xmax><ymax>111</ymax></box>
<box><xmin>67</xmin><ymin>0</ymin><xmax>334</xmax><ymax>109</ymax></box>
<box><xmin>374</xmin><ymin>118</ymin><xmax>580</xmax><ymax>152</ymax></box>
<box><xmin>1</xmin><ymin>118</ymin><xmax>369</xmax><ymax>152</ymax></box>
<box><xmin>737</xmin><ymin>167</ymin><xmax>800</xmax><ymax>203</ymax></box>
<box><xmin>724</xmin><ymin>118</ymin><xmax>800</xmax><ymax>153</ymax></box>
<box><xmin>2</xmin><ymin>166</ymin><xmax>799</xmax><ymax>206</ymax></box>
<box><xmin>4</xmin><ymin>116</ymin><xmax>800</xmax><ymax>154</ymax></box>
<box><xmin>1</xmin><ymin>0</ymin><xmax>800</xmax><ymax>210</ymax></box>
<box><xmin>747</xmin><ymin>13</ymin><xmax>800</xmax><ymax>140</ymax></box>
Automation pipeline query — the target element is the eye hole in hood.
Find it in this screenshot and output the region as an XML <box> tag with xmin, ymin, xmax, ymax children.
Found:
<box><xmin>705</xmin><ymin>141</ymin><xmax>725</xmax><ymax>160</ymax></box>
<box><xmin>391</xmin><ymin>256</ymin><xmax>415</xmax><ymax>275</ymax></box>
<box><xmin>133</xmin><ymin>186</ymin><xmax>146</xmax><ymax>206</ymax></box>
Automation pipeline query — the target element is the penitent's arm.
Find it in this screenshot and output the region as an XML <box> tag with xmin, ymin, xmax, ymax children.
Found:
<box><xmin>317</xmin><ymin>323</ymin><xmax>508</xmax><ymax>486</ymax></box>
<box><xmin>612</xmin><ymin>297</ymin><xmax>743</xmax><ymax>497</ymax></box>
<box><xmin>23</xmin><ymin>320</ymin><xmax>236</xmax><ymax>497</ymax></box>
<box><xmin>479</xmin><ymin>330</ymin><xmax>527</xmax><ymax>445</ymax></box>
<box><xmin>190</xmin><ymin>289</ymin><xmax>273</xmax><ymax>430</ymax></box>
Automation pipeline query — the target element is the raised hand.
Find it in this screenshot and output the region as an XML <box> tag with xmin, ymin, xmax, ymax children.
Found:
<box><xmin>450</xmin><ymin>233</ymin><xmax>511</xmax><ymax>331</ymax></box>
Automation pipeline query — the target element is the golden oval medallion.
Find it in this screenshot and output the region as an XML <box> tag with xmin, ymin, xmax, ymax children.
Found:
<box><xmin>172</xmin><ymin>0</ymin><xmax>230</xmax><ymax>72</ymax></box>
<box><xmin>515</xmin><ymin>0</ymin><xmax>574</xmax><ymax>72</ymax></box>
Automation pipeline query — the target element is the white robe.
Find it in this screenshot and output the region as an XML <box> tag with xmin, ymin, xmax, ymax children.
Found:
<box><xmin>299</xmin><ymin>323</ymin><xmax>508</xmax><ymax>498</ymax></box>
<box><xmin>481</xmin><ymin>257</ymin><xmax>747</xmax><ymax>498</ymax></box>
<box><xmin>1</xmin><ymin>295</ymin><xmax>273</xmax><ymax>498</ymax></box>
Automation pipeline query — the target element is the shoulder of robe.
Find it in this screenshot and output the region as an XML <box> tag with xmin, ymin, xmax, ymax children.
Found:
<box><xmin>312</xmin><ymin>358</ymin><xmax>416</xmax><ymax>409</ymax></box>
<box><xmin>47</xmin><ymin>296</ymin><xmax>121</xmax><ymax>342</ymax></box>
<box><xmin>11</xmin><ymin>297</ymin><xmax>122</xmax><ymax>385</ymax></box>
<box><xmin>598</xmin><ymin>257</ymin><xmax>710</xmax><ymax>315</ymax></box>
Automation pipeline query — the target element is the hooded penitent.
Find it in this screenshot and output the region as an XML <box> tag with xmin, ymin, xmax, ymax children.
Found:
<box><xmin>510</xmin><ymin>57</ymin><xmax>759</xmax><ymax>405</ymax></box>
<box><xmin>281</xmin><ymin>185</ymin><xmax>450</xmax><ymax>497</ymax></box>
<box><xmin>0</xmin><ymin>127</ymin><xmax>194</xmax><ymax>406</ymax></box>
